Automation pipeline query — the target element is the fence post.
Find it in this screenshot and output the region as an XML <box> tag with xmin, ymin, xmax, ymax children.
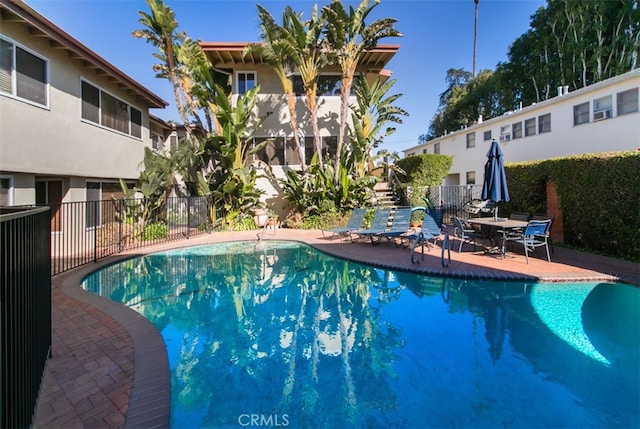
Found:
<box><xmin>118</xmin><ymin>199</ymin><xmax>123</xmax><ymax>253</ymax></box>
<box><xmin>186</xmin><ymin>197</ymin><xmax>191</xmax><ymax>239</ymax></box>
<box><xmin>93</xmin><ymin>200</ymin><xmax>98</xmax><ymax>262</ymax></box>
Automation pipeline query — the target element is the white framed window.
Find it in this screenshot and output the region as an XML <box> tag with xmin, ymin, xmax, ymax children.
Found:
<box><xmin>169</xmin><ymin>133</ymin><xmax>178</xmax><ymax>151</ymax></box>
<box><xmin>0</xmin><ymin>176</ymin><xmax>13</xmax><ymax>206</ymax></box>
<box><xmin>0</xmin><ymin>36</ymin><xmax>49</xmax><ymax>107</ymax></box>
<box><xmin>81</xmin><ymin>79</ymin><xmax>143</xmax><ymax>138</ymax></box>
<box><xmin>524</xmin><ymin>118</ymin><xmax>536</xmax><ymax>136</ymax></box>
<box><xmin>593</xmin><ymin>95</ymin><xmax>612</xmax><ymax>121</ymax></box>
<box><xmin>573</xmin><ymin>102</ymin><xmax>590</xmax><ymax>125</ymax></box>
<box><xmin>150</xmin><ymin>131</ymin><xmax>163</xmax><ymax>150</ymax></box>
<box><xmin>483</xmin><ymin>130</ymin><xmax>492</xmax><ymax>141</ymax></box>
<box><xmin>512</xmin><ymin>122</ymin><xmax>523</xmax><ymax>139</ymax></box>
<box><xmin>499</xmin><ymin>125</ymin><xmax>511</xmax><ymax>142</ymax></box>
<box><xmin>466</xmin><ymin>171</ymin><xmax>475</xmax><ymax>185</ymax></box>
<box><xmin>617</xmin><ymin>88</ymin><xmax>638</xmax><ymax>116</ymax></box>
<box><xmin>466</xmin><ymin>132</ymin><xmax>475</xmax><ymax>148</ymax></box>
<box><xmin>237</xmin><ymin>71</ymin><xmax>256</xmax><ymax>95</ymax></box>
<box><xmin>538</xmin><ymin>113</ymin><xmax>551</xmax><ymax>133</ymax></box>
<box><xmin>434</xmin><ymin>142</ymin><xmax>440</xmax><ymax>154</ymax></box>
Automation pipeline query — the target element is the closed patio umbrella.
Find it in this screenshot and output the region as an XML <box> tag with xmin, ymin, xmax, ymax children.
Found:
<box><xmin>481</xmin><ymin>139</ymin><xmax>510</xmax><ymax>219</ymax></box>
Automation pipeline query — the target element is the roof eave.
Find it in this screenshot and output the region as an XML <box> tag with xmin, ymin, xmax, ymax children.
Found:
<box><xmin>0</xmin><ymin>0</ymin><xmax>168</xmax><ymax>109</ymax></box>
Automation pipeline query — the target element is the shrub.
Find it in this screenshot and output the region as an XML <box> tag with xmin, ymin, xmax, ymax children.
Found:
<box><xmin>141</xmin><ymin>222</ymin><xmax>168</xmax><ymax>240</ymax></box>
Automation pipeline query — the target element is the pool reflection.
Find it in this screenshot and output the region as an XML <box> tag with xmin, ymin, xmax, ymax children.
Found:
<box><xmin>82</xmin><ymin>241</ymin><xmax>640</xmax><ymax>429</ymax></box>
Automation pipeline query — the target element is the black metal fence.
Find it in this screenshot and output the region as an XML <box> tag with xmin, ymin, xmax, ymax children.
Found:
<box><xmin>1</xmin><ymin>206</ymin><xmax>51</xmax><ymax>429</ymax></box>
<box><xmin>45</xmin><ymin>196</ymin><xmax>219</xmax><ymax>276</ymax></box>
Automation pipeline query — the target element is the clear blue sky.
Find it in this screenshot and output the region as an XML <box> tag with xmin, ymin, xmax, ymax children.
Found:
<box><xmin>27</xmin><ymin>0</ymin><xmax>545</xmax><ymax>155</ymax></box>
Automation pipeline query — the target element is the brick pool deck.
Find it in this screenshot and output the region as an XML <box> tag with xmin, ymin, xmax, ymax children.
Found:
<box><xmin>33</xmin><ymin>229</ymin><xmax>639</xmax><ymax>428</ymax></box>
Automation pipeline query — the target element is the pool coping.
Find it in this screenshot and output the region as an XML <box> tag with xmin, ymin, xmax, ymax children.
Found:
<box><xmin>38</xmin><ymin>229</ymin><xmax>639</xmax><ymax>428</ymax></box>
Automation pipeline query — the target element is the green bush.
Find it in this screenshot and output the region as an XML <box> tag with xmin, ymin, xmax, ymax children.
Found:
<box><xmin>395</xmin><ymin>154</ymin><xmax>453</xmax><ymax>206</ymax></box>
<box><xmin>141</xmin><ymin>222</ymin><xmax>168</xmax><ymax>240</ymax></box>
<box><xmin>505</xmin><ymin>151</ymin><xmax>640</xmax><ymax>261</ymax></box>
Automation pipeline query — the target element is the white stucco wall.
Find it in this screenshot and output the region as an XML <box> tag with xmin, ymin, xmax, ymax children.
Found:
<box><xmin>404</xmin><ymin>70</ymin><xmax>640</xmax><ymax>185</ymax></box>
<box><xmin>0</xmin><ymin>20</ymin><xmax>153</xmax><ymax>181</ymax></box>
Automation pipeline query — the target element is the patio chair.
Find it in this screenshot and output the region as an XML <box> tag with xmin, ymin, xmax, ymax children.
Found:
<box><xmin>370</xmin><ymin>207</ymin><xmax>413</xmax><ymax>246</ymax></box>
<box><xmin>402</xmin><ymin>211</ymin><xmax>443</xmax><ymax>263</ymax></box>
<box><xmin>350</xmin><ymin>207</ymin><xmax>392</xmax><ymax>244</ymax></box>
<box><xmin>452</xmin><ymin>216</ymin><xmax>483</xmax><ymax>252</ymax></box>
<box><xmin>322</xmin><ymin>207</ymin><xmax>368</xmax><ymax>240</ymax></box>
<box><xmin>503</xmin><ymin>219</ymin><xmax>552</xmax><ymax>263</ymax></box>
<box><xmin>531</xmin><ymin>214</ymin><xmax>555</xmax><ymax>253</ymax></box>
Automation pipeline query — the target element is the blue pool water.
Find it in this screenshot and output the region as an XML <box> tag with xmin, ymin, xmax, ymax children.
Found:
<box><xmin>82</xmin><ymin>241</ymin><xmax>640</xmax><ymax>429</ymax></box>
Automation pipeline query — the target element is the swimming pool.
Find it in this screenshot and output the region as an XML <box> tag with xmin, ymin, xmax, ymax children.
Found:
<box><xmin>82</xmin><ymin>241</ymin><xmax>639</xmax><ymax>428</ymax></box>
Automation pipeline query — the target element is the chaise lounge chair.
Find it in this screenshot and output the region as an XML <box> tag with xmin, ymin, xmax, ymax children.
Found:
<box><xmin>402</xmin><ymin>211</ymin><xmax>443</xmax><ymax>263</ymax></box>
<box><xmin>369</xmin><ymin>207</ymin><xmax>413</xmax><ymax>246</ymax></box>
<box><xmin>322</xmin><ymin>207</ymin><xmax>368</xmax><ymax>241</ymax></box>
<box><xmin>350</xmin><ymin>207</ymin><xmax>392</xmax><ymax>244</ymax></box>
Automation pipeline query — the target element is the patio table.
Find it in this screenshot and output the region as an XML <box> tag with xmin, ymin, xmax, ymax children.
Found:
<box><xmin>463</xmin><ymin>217</ymin><xmax>528</xmax><ymax>258</ymax></box>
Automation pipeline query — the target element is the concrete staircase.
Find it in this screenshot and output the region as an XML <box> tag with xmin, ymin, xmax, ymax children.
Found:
<box><xmin>373</xmin><ymin>182</ymin><xmax>399</xmax><ymax>207</ymax></box>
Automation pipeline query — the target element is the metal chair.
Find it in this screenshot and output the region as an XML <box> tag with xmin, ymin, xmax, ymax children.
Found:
<box><xmin>452</xmin><ymin>216</ymin><xmax>483</xmax><ymax>252</ymax></box>
<box><xmin>504</xmin><ymin>219</ymin><xmax>552</xmax><ymax>263</ymax></box>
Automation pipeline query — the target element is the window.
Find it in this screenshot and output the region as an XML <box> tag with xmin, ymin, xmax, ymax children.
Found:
<box><xmin>538</xmin><ymin>113</ymin><xmax>551</xmax><ymax>133</ymax></box>
<box><xmin>617</xmin><ymin>88</ymin><xmax>638</xmax><ymax>116</ymax></box>
<box><xmin>466</xmin><ymin>171</ymin><xmax>476</xmax><ymax>185</ymax></box>
<box><xmin>483</xmin><ymin>130</ymin><xmax>492</xmax><ymax>141</ymax></box>
<box><xmin>81</xmin><ymin>80</ymin><xmax>143</xmax><ymax>138</ymax></box>
<box><xmin>499</xmin><ymin>125</ymin><xmax>511</xmax><ymax>141</ymax></box>
<box><xmin>304</xmin><ymin>136</ymin><xmax>316</xmax><ymax>163</ymax></box>
<box><xmin>130</xmin><ymin>107</ymin><xmax>142</xmax><ymax>138</ymax></box>
<box><xmin>593</xmin><ymin>95</ymin><xmax>612</xmax><ymax>121</ymax></box>
<box><xmin>422</xmin><ymin>148</ymin><xmax>427</xmax><ymax>154</ymax></box>
<box><xmin>151</xmin><ymin>131</ymin><xmax>163</xmax><ymax>150</ymax></box>
<box><xmin>86</xmin><ymin>182</ymin><xmax>101</xmax><ymax>229</ymax></box>
<box><xmin>512</xmin><ymin>122</ymin><xmax>523</xmax><ymax>139</ymax></box>
<box><xmin>169</xmin><ymin>133</ymin><xmax>178</xmax><ymax>151</ymax></box>
<box><xmin>237</xmin><ymin>71</ymin><xmax>256</xmax><ymax>95</ymax></box>
<box><xmin>573</xmin><ymin>102</ymin><xmax>590</xmax><ymax>125</ymax></box>
<box><xmin>285</xmin><ymin>137</ymin><xmax>302</xmax><ymax>165</ymax></box>
<box><xmin>322</xmin><ymin>136</ymin><xmax>338</xmax><ymax>160</ymax></box>
<box><xmin>293</xmin><ymin>75</ymin><xmax>351</xmax><ymax>97</ymax></box>
<box><xmin>254</xmin><ymin>137</ymin><xmax>284</xmax><ymax>166</ymax></box>
<box><xmin>434</xmin><ymin>143</ymin><xmax>440</xmax><ymax>154</ymax></box>
<box><xmin>466</xmin><ymin>132</ymin><xmax>475</xmax><ymax>148</ymax></box>
<box><xmin>524</xmin><ymin>118</ymin><xmax>536</xmax><ymax>136</ymax></box>
<box><xmin>0</xmin><ymin>176</ymin><xmax>12</xmax><ymax>206</ymax></box>
<box><xmin>0</xmin><ymin>38</ymin><xmax>48</xmax><ymax>106</ymax></box>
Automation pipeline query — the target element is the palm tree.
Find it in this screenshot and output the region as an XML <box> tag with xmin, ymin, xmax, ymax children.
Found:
<box><xmin>246</xmin><ymin>5</ymin><xmax>306</xmax><ymax>171</ymax></box>
<box><xmin>133</xmin><ymin>0</ymin><xmax>193</xmax><ymax>137</ymax></box>
<box><xmin>350</xmin><ymin>76</ymin><xmax>408</xmax><ymax>178</ymax></box>
<box><xmin>279</xmin><ymin>5</ymin><xmax>328</xmax><ymax>169</ymax></box>
<box><xmin>322</xmin><ymin>0</ymin><xmax>402</xmax><ymax>183</ymax></box>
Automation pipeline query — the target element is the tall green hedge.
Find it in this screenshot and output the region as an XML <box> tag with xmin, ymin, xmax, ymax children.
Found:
<box><xmin>504</xmin><ymin>151</ymin><xmax>640</xmax><ymax>261</ymax></box>
<box><xmin>395</xmin><ymin>154</ymin><xmax>453</xmax><ymax>206</ymax></box>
